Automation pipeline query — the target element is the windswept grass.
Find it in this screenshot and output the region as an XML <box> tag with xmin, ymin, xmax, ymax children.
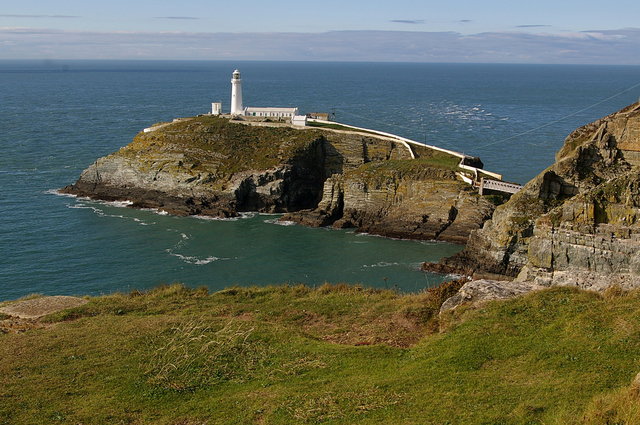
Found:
<box><xmin>1</xmin><ymin>282</ymin><xmax>640</xmax><ymax>424</ymax></box>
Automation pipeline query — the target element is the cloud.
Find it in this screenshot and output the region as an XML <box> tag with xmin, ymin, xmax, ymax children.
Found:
<box><xmin>458</xmin><ymin>20</ymin><xmax>472</xmax><ymax>23</ymax></box>
<box><xmin>0</xmin><ymin>27</ymin><xmax>639</xmax><ymax>64</ymax></box>
<box><xmin>516</xmin><ymin>24</ymin><xmax>551</xmax><ymax>28</ymax></box>
<box><xmin>0</xmin><ymin>14</ymin><xmax>79</xmax><ymax>18</ymax></box>
<box><xmin>390</xmin><ymin>19</ymin><xmax>424</xmax><ymax>25</ymax></box>
<box><xmin>154</xmin><ymin>16</ymin><xmax>200</xmax><ymax>20</ymax></box>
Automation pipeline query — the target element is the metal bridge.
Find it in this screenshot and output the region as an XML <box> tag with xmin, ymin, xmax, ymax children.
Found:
<box><xmin>478</xmin><ymin>178</ymin><xmax>523</xmax><ymax>195</ymax></box>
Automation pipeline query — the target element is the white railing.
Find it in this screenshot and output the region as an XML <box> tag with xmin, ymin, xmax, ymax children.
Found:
<box><xmin>307</xmin><ymin>118</ymin><xmax>504</xmax><ymax>183</ymax></box>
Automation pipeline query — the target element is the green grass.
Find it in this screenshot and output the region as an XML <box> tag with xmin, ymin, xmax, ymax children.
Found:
<box><xmin>119</xmin><ymin>116</ymin><xmax>326</xmax><ymax>180</ymax></box>
<box><xmin>1</xmin><ymin>283</ymin><xmax>639</xmax><ymax>424</ymax></box>
<box><xmin>348</xmin><ymin>157</ymin><xmax>462</xmax><ymax>186</ymax></box>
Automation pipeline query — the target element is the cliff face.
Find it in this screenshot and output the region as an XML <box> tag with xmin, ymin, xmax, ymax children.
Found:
<box><xmin>63</xmin><ymin>116</ymin><xmax>494</xmax><ymax>243</ymax></box>
<box><xmin>445</xmin><ymin>102</ymin><xmax>640</xmax><ymax>289</ymax></box>
<box><xmin>285</xmin><ymin>160</ymin><xmax>493</xmax><ymax>243</ymax></box>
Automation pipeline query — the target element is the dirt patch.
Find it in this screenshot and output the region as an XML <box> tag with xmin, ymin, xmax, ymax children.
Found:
<box><xmin>300</xmin><ymin>311</ymin><xmax>424</xmax><ymax>348</ymax></box>
<box><xmin>0</xmin><ymin>317</ymin><xmax>47</xmax><ymax>334</ymax></box>
<box><xmin>0</xmin><ymin>296</ymin><xmax>87</xmax><ymax>319</ymax></box>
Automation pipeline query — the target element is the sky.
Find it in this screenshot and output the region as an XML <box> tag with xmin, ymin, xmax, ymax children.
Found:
<box><xmin>1</xmin><ymin>0</ymin><xmax>639</xmax><ymax>63</ymax></box>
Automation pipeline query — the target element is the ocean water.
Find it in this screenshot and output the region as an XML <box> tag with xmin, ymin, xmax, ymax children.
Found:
<box><xmin>1</xmin><ymin>60</ymin><xmax>639</xmax><ymax>300</ymax></box>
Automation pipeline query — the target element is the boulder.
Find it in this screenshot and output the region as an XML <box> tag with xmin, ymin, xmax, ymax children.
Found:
<box><xmin>440</xmin><ymin>279</ymin><xmax>543</xmax><ymax>312</ymax></box>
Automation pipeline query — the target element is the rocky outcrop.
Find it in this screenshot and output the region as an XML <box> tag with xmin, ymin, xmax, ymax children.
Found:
<box><xmin>440</xmin><ymin>279</ymin><xmax>542</xmax><ymax>312</ymax></box>
<box><xmin>442</xmin><ymin>102</ymin><xmax>640</xmax><ymax>289</ymax></box>
<box><xmin>63</xmin><ymin>116</ymin><xmax>494</xmax><ymax>243</ymax></box>
<box><xmin>0</xmin><ymin>296</ymin><xmax>88</xmax><ymax>319</ymax></box>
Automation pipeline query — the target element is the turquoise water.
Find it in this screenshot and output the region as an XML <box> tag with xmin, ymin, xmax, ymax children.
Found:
<box><xmin>1</xmin><ymin>60</ymin><xmax>639</xmax><ymax>300</ymax></box>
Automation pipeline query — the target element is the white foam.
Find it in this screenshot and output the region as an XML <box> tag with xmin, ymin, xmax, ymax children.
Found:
<box><xmin>193</xmin><ymin>215</ymin><xmax>239</xmax><ymax>222</ymax></box>
<box><xmin>165</xmin><ymin>250</ymin><xmax>229</xmax><ymax>265</ymax></box>
<box><xmin>103</xmin><ymin>200</ymin><xmax>134</xmax><ymax>208</ymax></box>
<box><xmin>193</xmin><ymin>211</ymin><xmax>257</xmax><ymax>222</ymax></box>
<box><xmin>141</xmin><ymin>207</ymin><xmax>169</xmax><ymax>216</ymax></box>
<box><xmin>355</xmin><ymin>232</ymin><xmax>405</xmax><ymax>241</ymax></box>
<box><xmin>263</xmin><ymin>218</ymin><xmax>296</xmax><ymax>226</ymax></box>
<box><xmin>419</xmin><ymin>240</ymin><xmax>448</xmax><ymax>245</ymax></box>
<box><xmin>45</xmin><ymin>188</ymin><xmax>77</xmax><ymax>198</ymax></box>
<box><xmin>363</xmin><ymin>261</ymin><xmax>400</xmax><ymax>269</ymax></box>
<box><xmin>68</xmin><ymin>201</ymin><xmax>154</xmax><ymax>226</ymax></box>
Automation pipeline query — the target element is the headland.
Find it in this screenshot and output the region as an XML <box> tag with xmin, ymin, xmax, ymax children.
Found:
<box><xmin>61</xmin><ymin>114</ymin><xmax>499</xmax><ymax>244</ymax></box>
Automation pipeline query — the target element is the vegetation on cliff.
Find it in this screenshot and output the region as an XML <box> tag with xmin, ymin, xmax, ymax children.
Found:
<box><xmin>1</xmin><ymin>283</ymin><xmax>639</xmax><ymax>424</ymax></box>
<box><xmin>120</xmin><ymin>116</ymin><xmax>325</xmax><ymax>181</ymax></box>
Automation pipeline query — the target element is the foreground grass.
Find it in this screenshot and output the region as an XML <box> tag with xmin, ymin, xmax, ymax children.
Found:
<box><xmin>1</xmin><ymin>283</ymin><xmax>639</xmax><ymax>424</ymax></box>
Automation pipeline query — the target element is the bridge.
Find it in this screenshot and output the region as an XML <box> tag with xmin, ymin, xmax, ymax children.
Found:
<box><xmin>306</xmin><ymin>118</ymin><xmax>523</xmax><ymax>196</ymax></box>
<box><xmin>478</xmin><ymin>178</ymin><xmax>523</xmax><ymax>195</ymax></box>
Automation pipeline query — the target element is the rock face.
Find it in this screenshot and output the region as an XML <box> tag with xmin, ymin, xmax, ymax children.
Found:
<box><xmin>63</xmin><ymin>116</ymin><xmax>494</xmax><ymax>243</ymax></box>
<box><xmin>284</xmin><ymin>161</ymin><xmax>493</xmax><ymax>242</ymax></box>
<box><xmin>443</xmin><ymin>102</ymin><xmax>640</xmax><ymax>289</ymax></box>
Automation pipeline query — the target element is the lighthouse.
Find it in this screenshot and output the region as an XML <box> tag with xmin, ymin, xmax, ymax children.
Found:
<box><xmin>230</xmin><ymin>69</ymin><xmax>244</xmax><ymax>115</ymax></box>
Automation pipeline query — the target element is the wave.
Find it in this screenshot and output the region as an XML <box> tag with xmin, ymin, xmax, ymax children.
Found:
<box><xmin>193</xmin><ymin>211</ymin><xmax>257</xmax><ymax>222</ymax></box>
<box><xmin>67</xmin><ymin>201</ymin><xmax>155</xmax><ymax>226</ymax></box>
<box><xmin>45</xmin><ymin>188</ymin><xmax>79</xmax><ymax>198</ymax></box>
<box><xmin>362</xmin><ymin>261</ymin><xmax>400</xmax><ymax>269</ymax></box>
<box><xmin>193</xmin><ymin>214</ymin><xmax>239</xmax><ymax>222</ymax></box>
<box><xmin>165</xmin><ymin>250</ymin><xmax>230</xmax><ymax>265</ymax></box>
<box><xmin>263</xmin><ymin>218</ymin><xmax>296</xmax><ymax>226</ymax></box>
<box><xmin>141</xmin><ymin>207</ymin><xmax>169</xmax><ymax>216</ymax></box>
<box><xmin>48</xmin><ymin>189</ymin><xmax>136</xmax><ymax>211</ymax></box>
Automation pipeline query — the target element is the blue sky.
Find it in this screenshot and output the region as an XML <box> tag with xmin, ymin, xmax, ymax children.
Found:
<box><xmin>1</xmin><ymin>0</ymin><xmax>639</xmax><ymax>63</ymax></box>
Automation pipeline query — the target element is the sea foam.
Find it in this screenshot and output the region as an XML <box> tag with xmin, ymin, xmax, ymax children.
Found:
<box><xmin>165</xmin><ymin>250</ymin><xmax>229</xmax><ymax>265</ymax></box>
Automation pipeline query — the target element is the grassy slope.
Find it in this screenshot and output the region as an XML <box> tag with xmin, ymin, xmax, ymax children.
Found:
<box><xmin>1</xmin><ymin>284</ymin><xmax>639</xmax><ymax>425</ymax></box>
<box><xmin>119</xmin><ymin>116</ymin><xmax>324</xmax><ymax>179</ymax></box>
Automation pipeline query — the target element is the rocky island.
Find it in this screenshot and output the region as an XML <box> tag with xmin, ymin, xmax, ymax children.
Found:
<box><xmin>62</xmin><ymin>116</ymin><xmax>495</xmax><ymax>243</ymax></box>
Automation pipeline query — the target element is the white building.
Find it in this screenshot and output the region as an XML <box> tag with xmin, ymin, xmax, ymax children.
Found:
<box><xmin>230</xmin><ymin>69</ymin><xmax>243</xmax><ymax>115</ymax></box>
<box><xmin>211</xmin><ymin>102</ymin><xmax>222</xmax><ymax>115</ymax></box>
<box><xmin>292</xmin><ymin>115</ymin><xmax>307</xmax><ymax>126</ymax></box>
<box><xmin>245</xmin><ymin>107</ymin><xmax>299</xmax><ymax>118</ymax></box>
<box><xmin>227</xmin><ymin>69</ymin><xmax>300</xmax><ymax>119</ymax></box>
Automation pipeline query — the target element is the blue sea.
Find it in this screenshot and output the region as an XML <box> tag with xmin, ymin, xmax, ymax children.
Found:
<box><xmin>1</xmin><ymin>60</ymin><xmax>639</xmax><ymax>301</ymax></box>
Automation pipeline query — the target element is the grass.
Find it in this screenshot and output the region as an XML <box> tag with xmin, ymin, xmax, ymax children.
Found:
<box><xmin>347</xmin><ymin>157</ymin><xmax>462</xmax><ymax>187</ymax></box>
<box><xmin>1</xmin><ymin>282</ymin><xmax>640</xmax><ymax>424</ymax></box>
<box><xmin>117</xmin><ymin>116</ymin><xmax>327</xmax><ymax>182</ymax></box>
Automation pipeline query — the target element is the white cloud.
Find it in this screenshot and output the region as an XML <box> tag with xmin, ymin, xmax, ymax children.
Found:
<box><xmin>0</xmin><ymin>27</ymin><xmax>638</xmax><ymax>64</ymax></box>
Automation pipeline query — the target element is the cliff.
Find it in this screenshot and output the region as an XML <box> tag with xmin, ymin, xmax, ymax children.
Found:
<box><xmin>442</xmin><ymin>102</ymin><xmax>640</xmax><ymax>289</ymax></box>
<box><xmin>62</xmin><ymin>116</ymin><xmax>494</xmax><ymax>242</ymax></box>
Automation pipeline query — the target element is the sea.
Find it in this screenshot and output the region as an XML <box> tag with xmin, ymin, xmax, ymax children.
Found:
<box><xmin>1</xmin><ymin>60</ymin><xmax>639</xmax><ymax>301</ymax></box>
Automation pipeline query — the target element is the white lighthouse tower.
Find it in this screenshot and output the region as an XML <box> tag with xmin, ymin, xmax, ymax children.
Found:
<box><xmin>230</xmin><ymin>69</ymin><xmax>244</xmax><ymax>115</ymax></box>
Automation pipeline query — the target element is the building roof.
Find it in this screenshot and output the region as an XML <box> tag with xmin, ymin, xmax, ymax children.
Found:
<box><xmin>245</xmin><ymin>107</ymin><xmax>298</xmax><ymax>112</ymax></box>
